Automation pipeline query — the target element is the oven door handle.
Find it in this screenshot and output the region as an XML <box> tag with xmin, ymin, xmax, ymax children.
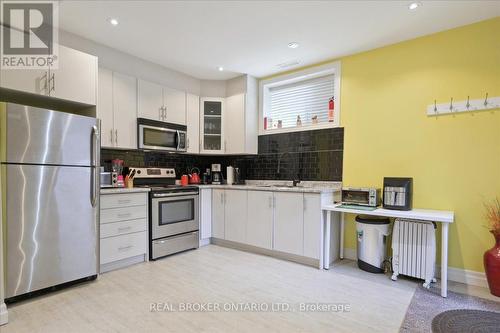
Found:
<box><xmin>153</xmin><ymin>191</ymin><xmax>199</xmax><ymax>198</ymax></box>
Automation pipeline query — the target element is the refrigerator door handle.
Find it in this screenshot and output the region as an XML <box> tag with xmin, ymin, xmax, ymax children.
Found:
<box><xmin>91</xmin><ymin>125</ymin><xmax>99</xmax><ymax>207</ymax></box>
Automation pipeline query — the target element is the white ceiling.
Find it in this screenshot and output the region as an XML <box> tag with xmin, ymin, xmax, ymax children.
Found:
<box><xmin>59</xmin><ymin>1</ymin><xmax>500</xmax><ymax>80</ymax></box>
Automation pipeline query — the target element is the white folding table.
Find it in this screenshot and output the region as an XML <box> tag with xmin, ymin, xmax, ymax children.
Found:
<box><xmin>322</xmin><ymin>204</ymin><xmax>454</xmax><ymax>297</ymax></box>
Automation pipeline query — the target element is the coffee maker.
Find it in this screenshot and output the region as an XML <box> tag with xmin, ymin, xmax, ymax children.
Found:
<box><xmin>211</xmin><ymin>164</ymin><xmax>222</xmax><ymax>185</ymax></box>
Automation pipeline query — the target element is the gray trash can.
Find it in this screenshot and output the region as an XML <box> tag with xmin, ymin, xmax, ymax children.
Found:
<box><xmin>355</xmin><ymin>215</ymin><xmax>391</xmax><ymax>273</ymax></box>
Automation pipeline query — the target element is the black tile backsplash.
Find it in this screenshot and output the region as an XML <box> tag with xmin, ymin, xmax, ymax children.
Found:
<box><xmin>101</xmin><ymin>127</ymin><xmax>343</xmax><ymax>181</ymax></box>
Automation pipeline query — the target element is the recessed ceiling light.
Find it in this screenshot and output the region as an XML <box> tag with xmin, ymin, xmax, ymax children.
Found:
<box><xmin>108</xmin><ymin>18</ymin><xmax>119</xmax><ymax>26</ymax></box>
<box><xmin>408</xmin><ymin>2</ymin><xmax>421</xmax><ymax>10</ymax></box>
<box><xmin>288</xmin><ymin>42</ymin><xmax>299</xmax><ymax>49</ymax></box>
<box><xmin>217</xmin><ymin>66</ymin><xmax>224</xmax><ymax>71</ymax></box>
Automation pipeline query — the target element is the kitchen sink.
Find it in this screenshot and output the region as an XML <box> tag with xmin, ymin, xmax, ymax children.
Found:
<box><xmin>255</xmin><ymin>184</ymin><xmax>303</xmax><ymax>188</ymax></box>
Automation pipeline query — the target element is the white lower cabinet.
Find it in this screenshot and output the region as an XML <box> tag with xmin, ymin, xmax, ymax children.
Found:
<box><xmin>273</xmin><ymin>192</ymin><xmax>304</xmax><ymax>256</ymax></box>
<box><xmin>100</xmin><ymin>192</ymin><xmax>149</xmax><ymax>273</ymax></box>
<box><xmin>212</xmin><ymin>189</ymin><xmax>225</xmax><ymax>239</ymax></box>
<box><xmin>224</xmin><ymin>190</ymin><xmax>247</xmax><ymax>243</ymax></box>
<box><xmin>205</xmin><ymin>187</ymin><xmax>329</xmax><ymax>264</ymax></box>
<box><xmin>246</xmin><ymin>191</ymin><xmax>273</xmax><ymax>250</ymax></box>
<box><xmin>199</xmin><ymin>188</ymin><xmax>212</xmax><ymax>241</ymax></box>
<box><xmin>303</xmin><ymin>194</ymin><xmax>322</xmax><ymax>259</ymax></box>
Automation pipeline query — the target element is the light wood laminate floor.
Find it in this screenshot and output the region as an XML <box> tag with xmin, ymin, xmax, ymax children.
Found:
<box><xmin>4</xmin><ymin>245</ymin><xmax>420</xmax><ymax>333</ymax></box>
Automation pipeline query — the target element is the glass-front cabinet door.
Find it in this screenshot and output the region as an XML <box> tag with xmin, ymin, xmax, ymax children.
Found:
<box><xmin>200</xmin><ymin>98</ymin><xmax>224</xmax><ymax>154</ymax></box>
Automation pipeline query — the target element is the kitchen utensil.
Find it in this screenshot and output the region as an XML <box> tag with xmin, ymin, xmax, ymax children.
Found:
<box><xmin>181</xmin><ymin>174</ymin><xmax>189</xmax><ymax>186</ymax></box>
<box><xmin>234</xmin><ymin>168</ymin><xmax>241</xmax><ymax>184</ymax></box>
<box><xmin>189</xmin><ymin>167</ymin><xmax>201</xmax><ymax>184</ymax></box>
<box><xmin>111</xmin><ymin>159</ymin><xmax>124</xmax><ymax>175</ymax></box>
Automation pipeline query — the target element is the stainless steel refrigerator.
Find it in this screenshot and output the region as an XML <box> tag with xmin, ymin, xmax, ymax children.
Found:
<box><xmin>0</xmin><ymin>102</ymin><xmax>100</xmax><ymax>299</ymax></box>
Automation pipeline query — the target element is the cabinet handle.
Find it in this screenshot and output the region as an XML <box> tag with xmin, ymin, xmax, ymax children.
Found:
<box><xmin>187</xmin><ymin>138</ymin><xmax>190</xmax><ymax>149</ymax></box>
<box><xmin>110</xmin><ymin>129</ymin><xmax>114</xmax><ymax>145</ymax></box>
<box><xmin>115</xmin><ymin>129</ymin><xmax>118</xmax><ymax>145</ymax></box>
<box><xmin>117</xmin><ymin>199</ymin><xmax>131</xmax><ymax>204</ymax></box>
<box><xmin>117</xmin><ymin>212</ymin><xmax>132</xmax><ymax>218</ymax></box>
<box><xmin>117</xmin><ymin>226</ymin><xmax>132</xmax><ymax>232</ymax></box>
<box><xmin>118</xmin><ymin>245</ymin><xmax>133</xmax><ymax>251</ymax></box>
<box><xmin>50</xmin><ymin>73</ymin><xmax>55</xmax><ymax>93</ymax></box>
<box><xmin>41</xmin><ymin>72</ymin><xmax>48</xmax><ymax>95</ymax></box>
<box><xmin>303</xmin><ymin>198</ymin><xmax>306</xmax><ymax>211</ymax></box>
<box><xmin>220</xmin><ymin>192</ymin><xmax>224</xmax><ymax>205</ymax></box>
<box><xmin>163</xmin><ymin>106</ymin><xmax>167</xmax><ymax>120</ymax></box>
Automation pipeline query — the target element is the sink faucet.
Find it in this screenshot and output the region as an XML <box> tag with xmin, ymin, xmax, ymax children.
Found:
<box><xmin>292</xmin><ymin>179</ymin><xmax>301</xmax><ymax>187</ymax></box>
<box><xmin>276</xmin><ymin>152</ymin><xmax>292</xmax><ymax>174</ymax></box>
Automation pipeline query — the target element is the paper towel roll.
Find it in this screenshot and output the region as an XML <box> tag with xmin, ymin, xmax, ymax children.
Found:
<box><xmin>226</xmin><ymin>166</ymin><xmax>234</xmax><ymax>185</ymax></box>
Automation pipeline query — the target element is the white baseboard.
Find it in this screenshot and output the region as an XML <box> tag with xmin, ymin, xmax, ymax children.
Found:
<box><xmin>436</xmin><ymin>265</ymin><xmax>488</xmax><ymax>288</ymax></box>
<box><xmin>343</xmin><ymin>248</ymin><xmax>357</xmax><ymax>261</ymax></box>
<box><xmin>0</xmin><ymin>302</ymin><xmax>8</xmax><ymax>325</ymax></box>
<box><xmin>342</xmin><ymin>247</ymin><xmax>488</xmax><ymax>288</ymax></box>
<box><xmin>199</xmin><ymin>238</ymin><xmax>210</xmax><ymax>247</ymax></box>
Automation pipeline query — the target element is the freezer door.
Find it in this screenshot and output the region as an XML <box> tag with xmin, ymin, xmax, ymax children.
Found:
<box><xmin>4</xmin><ymin>164</ymin><xmax>98</xmax><ymax>298</ymax></box>
<box><xmin>4</xmin><ymin>103</ymin><xmax>99</xmax><ymax>166</ymax></box>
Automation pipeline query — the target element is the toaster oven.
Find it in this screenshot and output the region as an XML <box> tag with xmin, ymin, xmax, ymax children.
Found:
<box><xmin>100</xmin><ymin>171</ymin><xmax>118</xmax><ymax>188</ymax></box>
<box><xmin>341</xmin><ymin>187</ymin><xmax>380</xmax><ymax>207</ymax></box>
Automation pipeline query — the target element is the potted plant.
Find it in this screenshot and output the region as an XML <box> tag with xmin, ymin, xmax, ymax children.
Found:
<box><xmin>484</xmin><ymin>198</ymin><xmax>500</xmax><ymax>296</ymax></box>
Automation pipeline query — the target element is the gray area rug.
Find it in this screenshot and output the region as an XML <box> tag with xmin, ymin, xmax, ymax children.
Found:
<box><xmin>432</xmin><ymin>309</ymin><xmax>500</xmax><ymax>333</ymax></box>
<box><xmin>400</xmin><ymin>286</ymin><xmax>500</xmax><ymax>332</ymax></box>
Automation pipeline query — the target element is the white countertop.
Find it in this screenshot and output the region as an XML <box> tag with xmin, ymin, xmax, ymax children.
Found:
<box><xmin>100</xmin><ymin>187</ymin><xmax>151</xmax><ymax>194</ymax></box>
<box><xmin>322</xmin><ymin>203</ymin><xmax>454</xmax><ymax>223</ymax></box>
<box><xmin>197</xmin><ymin>181</ymin><xmax>342</xmax><ymax>194</ymax></box>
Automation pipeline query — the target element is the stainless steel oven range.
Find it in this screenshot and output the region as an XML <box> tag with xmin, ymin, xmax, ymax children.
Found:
<box><xmin>130</xmin><ymin>167</ymin><xmax>199</xmax><ymax>260</ymax></box>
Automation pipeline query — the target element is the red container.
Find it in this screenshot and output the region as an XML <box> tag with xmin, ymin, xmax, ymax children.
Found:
<box><xmin>180</xmin><ymin>174</ymin><xmax>189</xmax><ymax>186</ymax></box>
<box><xmin>484</xmin><ymin>231</ymin><xmax>500</xmax><ymax>296</ymax></box>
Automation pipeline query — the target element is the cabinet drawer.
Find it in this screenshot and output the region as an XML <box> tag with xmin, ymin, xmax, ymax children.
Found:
<box><xmin>100</xmin><ymin>231</ymin><xmax>147</xmax><ymax>264</ymax></box>
<box><xmin>100</xmin><ymin>219</ymin><xmax>147</xmax><ymax>238</ymax></box>
<box><xmin>101</xmin><ymin>193</ymin><xmax>147</xmax><ymax>209</ymax></box>
<box><xmin>100</xmin><ymin>206</ymin><xmax>147</xmax><ymax>224</ymax></box>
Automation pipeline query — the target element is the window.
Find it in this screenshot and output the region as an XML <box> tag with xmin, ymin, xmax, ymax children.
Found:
<box><xmin>260</xmin><ymin>61</ymin><xmax>341</xmax><ymax>134</ymax></box>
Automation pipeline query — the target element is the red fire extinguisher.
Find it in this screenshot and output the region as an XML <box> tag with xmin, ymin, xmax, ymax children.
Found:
<box><xmin>328</xmin><ymin>97</ymin><xmax>335</xmax><ymax>122</ymax></box>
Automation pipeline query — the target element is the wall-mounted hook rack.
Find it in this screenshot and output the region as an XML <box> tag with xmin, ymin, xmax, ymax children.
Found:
<box><xmin>427</xmin><ymin>95</ymin><xmax>500</xmax><ymax>116</ymax></box>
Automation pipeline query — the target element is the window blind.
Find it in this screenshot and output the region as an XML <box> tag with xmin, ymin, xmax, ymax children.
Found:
<box><xmin>268</xmin><ymin>74</ymin><xmax>334</xmax><ymax>129</ymax></box>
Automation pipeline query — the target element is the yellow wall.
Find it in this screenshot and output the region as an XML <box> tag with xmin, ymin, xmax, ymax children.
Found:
<box><xmin>266</xmin><ymin>18</ymin><xmax>500</xmax><ymax>272</ymax></box>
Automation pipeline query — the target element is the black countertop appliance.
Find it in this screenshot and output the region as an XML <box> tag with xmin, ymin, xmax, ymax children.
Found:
<box><xmin>383</xmin><ymin>177</ymin><xmax>413</xmax><ymax>211</ymax></box>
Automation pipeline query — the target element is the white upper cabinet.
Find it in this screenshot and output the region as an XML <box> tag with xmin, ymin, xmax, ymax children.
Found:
<box><xmin>137</xmin><ymin>79</ymin><xmax>163</xmax><ymax>121</ymax></box>
<box><xmin>186</xmin><ymin>94</ymin><xmax>200</xmax><ymax>154</ymax></box>
<box><xmin>225</xmin><ymin>93</ymin><xmax>246</xmax><ymax>154</ymax></box>
<box><xmin>97</xmin><ymin>68</ymin><xmax>137</xmax><ymax>149</ymax></box>
<box><xmin>98</xmin><ymin>68</ymin><xmax>114</xmax><ymax>147</ymax></box>
<box><xmin>200</xmin><ymin>98</ymin><xmax>225</xmax><ymax>154</ymax></box>
<box><xmin>49</xmin><ymin>45</ymin><xmax>97</xmax><ymax>105</ymax></box>
<box><xmin>112</xmin><ymin>72</ymin><xmax>137</xmax><ymax>149</ymax></box>
<box><xmin>222</xmin><ymin>75</ymin><xmax>258</xmax><ymax>155</ymax></box>
<box><xmin>0</xmin><ymin>45</ymin><xmax>97</xmax><ymax>105</ymax></box>
<box><xmin>163</xmin><ymin>86</ymin><xmax>186</xmax><ymax>125</ymax></box>
<box><xmin>137</xmin><ymin>79</ymin><xmax>186</xmax><ymax>125</ymax></box>
<box><xmin>0</xmin><ymin>67</ymin><xmax>47</xmax><ymax>96</ymax></box>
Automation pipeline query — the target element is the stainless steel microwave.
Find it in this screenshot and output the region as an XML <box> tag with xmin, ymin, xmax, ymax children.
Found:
<box><xmin>137</xmin><ymin>118</ymin><xmax>187</xmax><ymax>152</ymax></box>
<box><xmin>341</xmin><ymin>187</ymin><xmax>380</xmax><ymax>207</ymax></box>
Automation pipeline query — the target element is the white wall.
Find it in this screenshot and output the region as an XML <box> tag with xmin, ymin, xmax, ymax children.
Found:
<box><xmin>200</xmin><ymin>80</ymin><xmax>226</xmax><ymax>98</ymax></box>
<box><xmin>59</xmin><ymin>30</ymin><xmax>202</xmax><ymax>95</ymax></box>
